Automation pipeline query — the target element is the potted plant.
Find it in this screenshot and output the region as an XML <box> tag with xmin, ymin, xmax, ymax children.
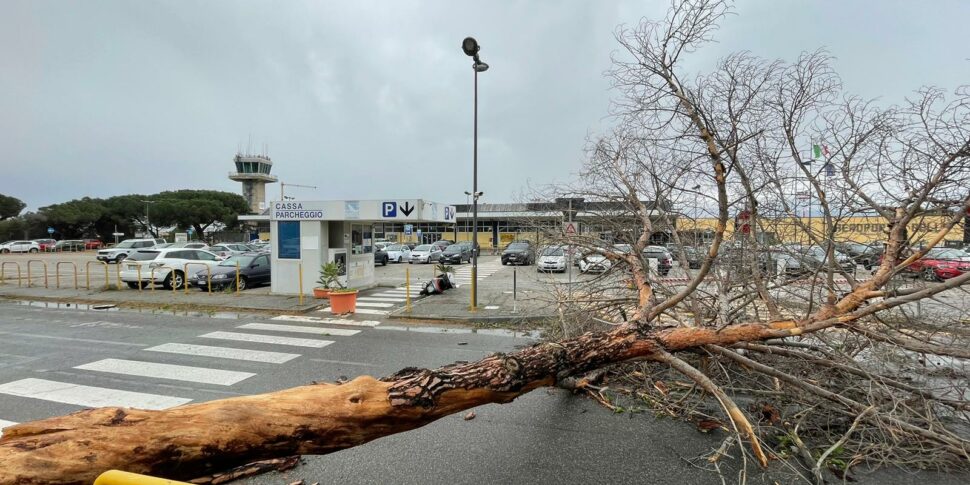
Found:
<box><xmin>314</xmin><ymin>262</ymin><xmax>342</xmax><ymax>299</ymax></box>
<box><xmin>329</xmin><ymin>287</ymin><xmax>359</xmax><ymax>314</ymax></box>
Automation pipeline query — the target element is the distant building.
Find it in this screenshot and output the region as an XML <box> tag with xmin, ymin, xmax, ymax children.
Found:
<box><xmin>228</xmin><ymin>153</ymin><xmax>277</xmax><ymax>214</ymax></box>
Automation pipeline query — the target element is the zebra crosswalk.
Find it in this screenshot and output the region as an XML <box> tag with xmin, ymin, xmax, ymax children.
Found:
<box><xmin>451</xmin><ymin>260</ymin><xmax>504</xmax><ymax>285</ymax></box>
<box><xmin>0</xmin><ymin>315</ymin><xmax>378</xmax><ymax>431</ymax></box>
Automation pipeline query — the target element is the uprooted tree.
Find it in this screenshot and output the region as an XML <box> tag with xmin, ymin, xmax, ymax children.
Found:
<box><xmin>2</xmin><ymin>1</ymin><xmax>968</xmax><ymax>483</ymax></box>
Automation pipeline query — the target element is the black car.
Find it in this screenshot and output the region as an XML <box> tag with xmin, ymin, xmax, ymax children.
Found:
<box><xmin>192</xmin><ymin>253</ymin><xmax>271</xmax><ymax>290</ymax></box>
<box><xmin>837</xmin><ymin>241</ymin><xmax>883</xmax><ymax>270</ymax></box>
<box><xmin>501</xmin><ymin>242</ymin><xmax>535</xmax><ymax>265</ymax></box>
<box><xmin>641</xmin><ymin>245</ymin><xmax>673</xmax><ymax>276</ymax></box>
<box><xmin>439</xmin><ymin>244</ymin><xmax>472</xmax><ymax>264</ymax></box>
<box><xmin>374</xmin><ymin>245</ymin><xmax>389</xmax><ymax>266</ymax></box>
<box><xmin>455</xmin><ymin>241</ymin><xmax>480</xmax><ymax>257</ymax></box>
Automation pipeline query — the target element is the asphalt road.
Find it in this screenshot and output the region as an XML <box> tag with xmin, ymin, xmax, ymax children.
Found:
<box><xmin>1</xmin><ymin>301</ymin><xmax>967</xmax><ymax>484</ymax></box>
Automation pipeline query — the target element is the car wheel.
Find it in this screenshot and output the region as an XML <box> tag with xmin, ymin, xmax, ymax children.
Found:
<box><xmin>115</xmin><ymin>254</ymin><xmax>127</xmax><ymax>264</ymax></box>
<box><xmin>234</xmin><ymin>277</ymin><xmax>248</xmax><ymax>291</ymax></box>
<box><xmin>397</xmin><ymin>256</ymin><xmax>403</xmax><ymax>263</ymax></box>
<box><xmin>921</xmin><ymin>268</ymin><xmax>938</xmax><ymax>282</ymax></box>
<box><xmin>0</xmin><ymin>249</ymin><xmax>8</xmax><ymax>254</ymax></box>
<box><xmin>164</xmin><ymin>271</ymin><xmax>185</xmax><ymax>290</ymax></box>
<box><xmin>126</xmin><ymin>282</ymin><xmax>140</xmax><ymax>289</ymax></box>
<box><xmin>383</xmin><ymin>256</ymin><xmax>389</xmax><ymax>266</ymax></box>
<box><xmin>29</xmin><ymin>248</ymin><xmax>38</xmax><ymax>253</ymax></box>
<box><xmin>501</xmin><ymin>260</ymin><xmax>507</xmax><ymax>265</ymax></box>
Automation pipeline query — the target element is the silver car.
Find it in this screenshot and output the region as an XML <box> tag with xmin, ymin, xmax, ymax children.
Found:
<box><xmin>384</xmin><ymin>244</ymin><xmax>412</xmax><ymax>263</ymax></box>
<box><xmin>409</xmin><ymin>244</ymin><xmax>442</xmax><ymax>264</ymax></box>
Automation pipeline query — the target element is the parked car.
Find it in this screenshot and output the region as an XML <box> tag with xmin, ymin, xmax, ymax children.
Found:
<box><xmin>374</xmin><ymin>245</ymin><xmax>389</xmax><ymax>266</ymax></box>
<box><xmin>439</xmin><ymin>244</ymin><xmax>472</xmax><ymax>264</ymax></box>
<box><xmin>837</xmin><ymin>241</ymin><xmax>884</xmax><ymax>270</ymax></box>
<box><xmin>208</xmin><ymin>243</ymin><xmax>253</xmax><ymax>258</ymax></box>
<box><xmin>405</xmin><ymin>242</ymin><xmax>418</xmax><ymax>250</ymax></box>
<box><xmin>0</xmin><ymin>240</ymin><xmax>40</xmax><ymax>253</ymax></box>
<box><xmin>668</xmin><ymin>245</ymin><xmax>703</xmax><ymax>269</ymax></box>
<box><xmin>501</xmin><ymin>242</ymin><xmax>535</xmax><ymax>265</ymax></box>
<box><xmin>409</xmin><ymin>244</ymin><xmax>443</xmax><ymax>264</ymax></box>
<box><xmin>536</xmin><ymin>246</ymin><xmax>567</xmax><ymax>273</ymax></box>
<box><xmin>579</xmin><ymin>248</ymin><xmax>611</xmax><ymax>273</ymax></box>
<box><xmin>192</xmin><ymin>253</ymin><xmax>271</xmax><ymax>290</ymax></box>
<box><xmin>54</xmin><ymin>240</ymin><xmax>85</xmax><ymax>252</ymax></box>
<box><xmin>83</xmin><ymin>239</ymin><xmax>103</xmax><ymax>250</ymax></box>
<box><xmin>433</xmin><ymin>240</ymin><xmax>455</xmax><ymax>247</ymax></box>
<box><xmin>384</xmin><ymin>244</ymin><xmax>412</xmax><ymax>263</ymax></box>
<box><xmin>905</xmin><ymin>247</ymin><xmax>970</xmax><ymax>281</ymax></box>
<box><xmin>96</xmin><ymin>238</ymin><xmax>166</xmax><ymax>263</ymax></box>
<box><xmin>642</xmin><ymin>245</ymin><xmax>673</xmax><ymax>276</ymax></box>
<box><xmin>455</xmin><ymin>241</ymin><xmax>480</xmax><ymax>258</ymax></box>
<box><xmin>32</xmin><ymin>239</ymin><xmax>56</xmax><ymax>251</ymax></box>
<box><xmin>771</xmin><ymin>245</ymin><xmax>857</xmax><ymax>276</ymax></box>
<box><xmin>119</xmin><ymin>248</ymin><xmax>223</xmax><ymax>289</ymax></box>
<box><xmin>166</xmin><ymin>241</ymin><xmax>209</xmax><ymax>249</ymax></box>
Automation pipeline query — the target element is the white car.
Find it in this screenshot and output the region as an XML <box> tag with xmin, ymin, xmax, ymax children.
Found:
<box><xmin>409</xmin><ymin>244</ymin><xmax>442</xmax><ymax>264</ymax></box>
<box><xmin>579</xmin><ymin>248</ymin><xmax>612</xmax><ymax>273</ymax></box>
<box><xmin>120</xmin><ymin>248</ymin><xmax>223</xmax><ymax>289</ymax></box>
<box><xmin>0</xmin><ymin>240</ymin><xmax>40</xmax><ymax>253</ymax></box>
<box><xmin>384</xmin><ymin>244</ymin><xmax>412</xmax><ymax>263</ymax></box>
<box><xmin>208</xmin><ymin>243</ymin><xmax>252</xmax><ymax>258</ymax></box>
<box><xmin>97</xmin><ymin>238</ymin><xmax>166</xmax><ymax>263</ymax></box>
<box><xmin>536</xmin><ymin>246</ymin><xmax>567</xmax><ymax>273</ymax></box>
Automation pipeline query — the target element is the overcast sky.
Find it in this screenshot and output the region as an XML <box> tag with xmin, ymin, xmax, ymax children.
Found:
<box><xmin>2</xmin><ymin>0</ymin><xmax>967</xmax><ymax>212</ymax></box>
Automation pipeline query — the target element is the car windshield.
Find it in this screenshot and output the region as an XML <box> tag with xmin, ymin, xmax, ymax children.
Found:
<box><xmin>386</xmin><ymin>245</ymin><xmax>406</xmax><ymax>251</ymax></box>
<box><xmin>613</xmin><ymin>244</ymin><xmax>632</xmax><ymax>253</ymax></box>
<box><xmin>541</xmin><ymin>247</ymin><xmax>564</xmax><ymax>256</ymax></box>
<box><xmin>220</xmin><ymin>255</ymin><xmax>256</xmax><ymax>266</ymax></box>
<box><xmin>444</xmin><ymin>246</ymin><xmax>462</xmax><ymax>253</ymax></box>
<box><xmin>127</xmin><ymin>250</ymin><xmax>160</xmax><ymax>261</ymax></box>
<box><xmin>415</xmin><ymin>245</ymin><xmax>432</xmax><ymax>251</ymax></box>
<box><xmin>115</xmin><ymin>241</ymin><xmax>138</xmax><ymax>248</ymax></box>
<box><xmin>927</xmin><ymin>248</ymin><xmax>965</xmax><ymax>260</ymax></box>
<box><xmin>507</xmin><ymin>243</ymin><xmax>529</xmax><ymax>250</ymax></box>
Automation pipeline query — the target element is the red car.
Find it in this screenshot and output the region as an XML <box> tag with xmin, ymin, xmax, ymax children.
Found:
<box><xmin>84</xmin><ymin>239</ymin><xmax>103</xmax><ymax>250</ymax></box>
<box><xmin>905</xmin><ymin>248</ymin><xmax>970</xmax><ymax>281</ymax></box>
<box><xmin>32</xmin><ymin>239</ymin><xmax>56</xmax><ymax>251</ymax></box>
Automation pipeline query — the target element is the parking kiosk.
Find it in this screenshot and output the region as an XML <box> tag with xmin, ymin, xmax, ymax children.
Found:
<box><xmin>265</xmin><ymin>199</ymin><xmax>456</xmax><ymax>295</ymax></box>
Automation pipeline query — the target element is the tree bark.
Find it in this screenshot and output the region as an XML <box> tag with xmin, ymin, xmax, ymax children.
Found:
<box><xmin>0</xmin><ymin>320</ymin><xmax>800</xmax><ymax>485</ymax></box>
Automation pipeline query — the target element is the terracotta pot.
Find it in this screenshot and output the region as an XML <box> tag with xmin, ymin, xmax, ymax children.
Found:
<box><xmin>313</xmin><ymin>288</ymin><xmax>331</xmax><ymax>299</ymax></box>
<box><xmin>329</xmin><ymin>290</ymin><xmax>358</xmax><ymax>314</ymax></box>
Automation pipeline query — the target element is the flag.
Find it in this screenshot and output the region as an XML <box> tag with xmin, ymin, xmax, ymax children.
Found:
<box><xmin>812</xmin><ymin>143</ymin><xmax>830</xmax><ymax>159</ymax></box>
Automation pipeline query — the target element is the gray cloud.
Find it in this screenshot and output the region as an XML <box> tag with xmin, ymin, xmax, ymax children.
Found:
<box><xmin>1</xmin><ymin>0</ymin><xmax>967</xmax><ymax>211</ymax></box>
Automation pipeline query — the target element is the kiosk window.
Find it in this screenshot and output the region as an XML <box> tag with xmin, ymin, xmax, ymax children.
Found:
<box><xmin>278</xmin><ymin>222</ymin><xmax>301</xmax><ymax>259</ymax></box>
<box><xmin>351</xmin><ymin>224</ymin><xmax>373</xmax><ymax>254</ymax></box>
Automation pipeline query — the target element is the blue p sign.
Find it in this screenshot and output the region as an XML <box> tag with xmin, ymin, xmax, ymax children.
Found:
<box><xmin>382</xmin><ymin>202</ymin><xmax>397</xmax><ymax>217</ymax></box>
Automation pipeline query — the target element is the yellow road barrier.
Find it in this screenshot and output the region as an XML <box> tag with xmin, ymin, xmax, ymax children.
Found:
<box><xmin>1</xmin><ymin>262</ymin><xmax>22</xmax><ymax>287</ymax></box>
<box><xmin>85</xmin><ymin>260</ymin><xmax>109</xmax><ymax>290</ymax></box>
<box><xmin>94</xmin><ymin>469</ymin><xmax>192</xmax><ymax>485</ymax></box>
<box><xmin>26</xmin><ymin>260</ymin><xmax>48</xmax><ymax>288</ymax></box>
<box><xmin>55</xmin><ymin>261</ymin><xmax>78</xmax><ymax>289</ymax></box>
<box><xmin>136</xmin><ymin>266</ymin><xmax>144</xmax><ymax>292</ymax></box>
<box><xmin>183</xmin><ymin>263</ymin><xmax>211</xmax><ymax>294</ymax></box>
<box><xmin>114</xmin><ymin>262</ymin><xmax>122</xmax><ymax>290</ymax></box>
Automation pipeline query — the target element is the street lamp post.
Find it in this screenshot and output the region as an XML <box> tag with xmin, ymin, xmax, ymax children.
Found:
<box><xmin>462</xmin><ymin>37</ymin><xmax>488</xmax><ymax>311</ymax></box>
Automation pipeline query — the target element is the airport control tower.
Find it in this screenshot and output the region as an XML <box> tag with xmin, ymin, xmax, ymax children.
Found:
<box><xmin>229</xmin><ymin>153</ymin><xmax>278</xmax><ymax>213</ymax></box>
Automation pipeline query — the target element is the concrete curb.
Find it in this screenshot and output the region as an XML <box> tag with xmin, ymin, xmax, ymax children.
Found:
<box><xmin>0</xmin><ymin>293</ymin><xmax>325</xmax><ymax>315</ymax></box>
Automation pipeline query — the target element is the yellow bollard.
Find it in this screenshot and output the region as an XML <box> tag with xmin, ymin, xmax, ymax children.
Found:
<box><xmin>406</xmin><ymin>266</ymin><xmax>411</xmax><ymax>312</ymax></box>
<box><xmin>55</xmin><ymin>262</ymin><xmax>78</xmax><ymax>289</ymax></box>
<box><xmin>94</xmin><ymin>469</ymin><xmax>193</xmax><ymax>485</ymax></box>
<box><xmin>298</xmin><ymin>263</ymin><xmax>304</xmax><ymax>306</ymax></box>
<box><xmin>235</xmin><ymin>261</ymin><xmax>240</xmax><ymax>296</ymax></box>
<box><xmin>1</xmin><ymin>262</ymin><xmax>22</xmax><ymax>287</ymax></box>
<box><xmin>115</xmin><ymin>263</ymin><xmax>122</xmax><ymax>290</ymax></box>
<box><xmin>26</xmin><ymin>260</ymin><xmax>48</xmax><ymax>288</ymax></box>
<box><xmin>137</xmin><ymin>266</ymin><xmax>143</xmax><ymax>291</ymax></box>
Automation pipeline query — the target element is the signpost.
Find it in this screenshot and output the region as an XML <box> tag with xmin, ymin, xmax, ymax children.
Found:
<box><xmin>563</xmin><ymin>222</ymin><xmax>579</xmax><ymax>236</ymax></box>
<box><xmin>47</xmin><ymin>227</ymin><xmax>54</xmax><ymax>235</ymax></box>
<box><xmin>416</xmin><ymin>229</ymin><xmax>422</xmax><ymax>244</ymax></box>
<box><xmin>404</xmin><ymin>224</ymin><xmax>413</xmax><ymax>236</ymax></box>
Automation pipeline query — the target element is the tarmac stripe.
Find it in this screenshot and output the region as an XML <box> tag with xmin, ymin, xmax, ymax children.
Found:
<box><xmin>145</xmin><ymin>343</ymin><xmax>300</xmax><ymax>364</ymax></box>
<box><xmin>201</xmin><ymin>331</ymin><xmax>334</xmax><ymax>348</ymax></box>
<box><xmin>321</xmin><ymin>307</ymin><xmax>389</xmax><ymax>315</ymax></box>
<box><xmin>0</xmin><ymin>419</ymin><xmax>17</xmax><ymax>437</ymax></box>
<box><xmin>75</xmin><ymin>359</ymin><xmax>255</xmax><ymax>386</ymax></box>
<box><xmin>238</xmin><ymin>323</ymin><xmax>360</xmax><ymax>336</ymax></box>
<box><xmin>357</xmin><ymin>297</ymin><xmax>406</xmax><ymax>302</ymax></box>
<box><xmin>354</xmin><ymin>302</ymin><xmax>395</xmax><ymax>308</ymax></box>
<box><xmin>271</xmin><ymin>315</ymin><xmax>382</xmax><ymax>327</ymax></box>
<box><xmin>0</xmin><ymin>378</ymin><xmax>192</xmax><ymax>410</ymax></box>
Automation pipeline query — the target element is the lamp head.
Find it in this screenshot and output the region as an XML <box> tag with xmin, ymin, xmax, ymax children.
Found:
<box><xmin>473</xmin><ymin>62</ymin><xmax>489</xmax><ymax>72</ymax></box>
<box><xmin>462</xmin><ymin>37</ymin><xmax>479</xmax><ymax>57</ymax></box>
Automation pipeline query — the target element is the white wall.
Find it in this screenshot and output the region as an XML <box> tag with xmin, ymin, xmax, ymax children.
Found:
<box><xmin>271</xmin><ymin>220</ymin><xmax>327</xmax><ymax>295</ymax></box>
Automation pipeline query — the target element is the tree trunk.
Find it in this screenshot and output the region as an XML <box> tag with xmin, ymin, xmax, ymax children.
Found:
<box><xmin>0</xmin><ymin>320</ymin><xmax>798</xmax><ymax>484</ymax></box>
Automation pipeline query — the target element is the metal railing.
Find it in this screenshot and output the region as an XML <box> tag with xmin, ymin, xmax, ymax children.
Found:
<box><xmin>26</xmin><ymin>260</ymin><xmax>48</xmax><ymax>288</ymax></box>
<box><xmin>1</xmin><ymin>262</ymin><xmax>22</xmax><ymax>287</ymax></box>
<box><xmin>183</xmin><ymin>262</ymin><xmax>211</xmax><ymax>294</ymax></box>
<box><xmin>54</xmin><ymin>261</ymin><xmax>78</xmax><ymax>289</ymax></box>
<box><xmin>85</xmin><ymin>260</ymin><xmax>109</xmax><ymax>290</ymax></box>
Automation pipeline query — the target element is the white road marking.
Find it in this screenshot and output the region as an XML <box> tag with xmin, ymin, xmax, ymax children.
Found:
<box><xmin>271</xmin><ymin>315</ymin><xmax>382</xmax><ymax>327</ymax></box>
<box><xmin>201</xmin><ymin>331</ymin><xmax>334</xmax><ymax>348</ymax></box>
<box><xmin>321</xmin><ymin>307</ymin><xmax>389</xmax><ymax>315</ymax></box>
<box><xmin>0</xmin><ymin>378</ymin><xmax>191</xmax><ymax>410</ymax></box>
<box><xmin>75</xmin><ymin>359</ymin><xmax>255</xmax><ymax>386</ymax></box>
<box><xmin>145</xmin><ymin>343</ymin><xmax>300</xmax><ymax>364</ymax></box>
<box><xmin>357</xmin><ymin>297</ymin><xmax>406</xmax><ymax>302</ymax></box>
<box><xmin>354</xmin><ymin>302</ymin><xmax>395</xmax><ymax>308</ymax></box>
<box><xmin>237</xmin><ymin>323</ymin><xmax>360</xmax><ymax>336</ymax></box>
